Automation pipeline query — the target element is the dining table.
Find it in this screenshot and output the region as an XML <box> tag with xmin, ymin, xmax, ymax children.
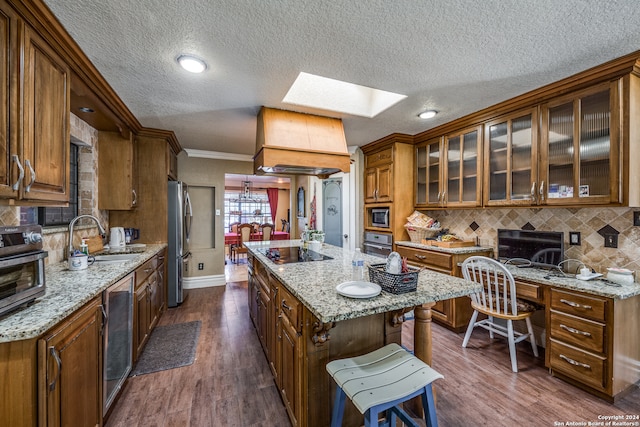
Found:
<box><xmin>224</xmin><ymin>231</ymin><xmax>290</xmax><ymax>246</ymax></box>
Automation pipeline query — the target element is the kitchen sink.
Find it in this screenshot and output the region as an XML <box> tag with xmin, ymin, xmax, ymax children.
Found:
<box><xmin>93</xmin><ymin>253</ymin><xmax>139</xmax><ymax>264</ymax></box>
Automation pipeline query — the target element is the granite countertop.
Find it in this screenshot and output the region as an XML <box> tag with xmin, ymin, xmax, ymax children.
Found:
<box><xmin>245</xmin><ymin>240</ymin><xmax>481</xmax><ymax>323</ymax></box>
<box><xmin>504</xmin><ymin>264</ymin><xmax>640</xmax><ymax>300</ymax></box>
<box><xmin>0</xmin><ymin>243</ymin><xmax>167</xmax><ymax>343</ymax></box>
<box><xmin>395</xmin><ymin>240</ymin><xmax>494</xmax><ymax>255</ymax></box>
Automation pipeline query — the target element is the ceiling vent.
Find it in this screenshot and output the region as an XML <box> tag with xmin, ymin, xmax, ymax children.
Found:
<box><xmin>254</xmin><ymin>107</ymin><xmax>351</xmax><ymax>178</ymax></box>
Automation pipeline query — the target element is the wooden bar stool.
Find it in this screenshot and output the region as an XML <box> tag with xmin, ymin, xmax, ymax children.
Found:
<box><xmin>326</xmin><ymin>343</ymin><xmax>443</xmax><ymax>427</ymax></box>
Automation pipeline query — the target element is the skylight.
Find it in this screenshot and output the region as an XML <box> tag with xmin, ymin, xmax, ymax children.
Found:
<box><xmin>282</xmin><ymin>72</ymin><xmax>407</xmax><ymax>118</ymax></box>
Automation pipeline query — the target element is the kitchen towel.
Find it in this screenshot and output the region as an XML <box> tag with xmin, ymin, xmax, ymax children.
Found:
<box><xmin>130</xmin><ymin>320</ymin><xmax>201</xmax><ymax>376</ymax></box>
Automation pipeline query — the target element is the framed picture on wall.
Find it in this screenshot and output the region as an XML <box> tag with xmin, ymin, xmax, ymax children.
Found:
<box><xmin>297</xmin><ymin>187</ymin><xmax>305</xmax><ymax>218</ymax></box>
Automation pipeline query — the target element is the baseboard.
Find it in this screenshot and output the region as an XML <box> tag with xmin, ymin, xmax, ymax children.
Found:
<box><xmin>183</xmin><ymin>274</ymin><xmax>226</xmax><ymax>289</ymax></box>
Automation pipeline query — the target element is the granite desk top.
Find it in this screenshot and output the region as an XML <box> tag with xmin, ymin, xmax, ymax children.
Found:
<box><xmin>504</xmin><ymin>264</ymin><xmax>640</xmax><ymax>300</ymax></box>
<box><xmin>0</xmin><ymin>244</ymin><xmax>167</xmax><ymax>343</ymax></box>
<box><xmin>245</xmin><ymin>240</ymin><xmax>481</xmax><ymax>324</ymax></box>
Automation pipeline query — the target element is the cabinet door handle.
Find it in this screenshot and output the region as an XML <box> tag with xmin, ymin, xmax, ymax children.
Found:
<box><xmin>559</xmin><ymin>298</ymin><xmax>592</xmax><ymax>310</ymax></box>
<box><xmin>539</xmin><ymin>181</ymin><xmax>545</xmax><ymax>202</ymax></box>
<box><xmin>25</xmin><ymin>159</ymin><xmax>36</xmax><ymax>192</ymax></box>
<box><xmin>415</xmin><ymin>255</ymin><xmax>426</xmax><ymax>260</ymax></box>
<box><xmin>132</xmin><ymin>189</ymin><xmax>137</xmax><ymax>206</ymax></box>
<box><xmin>49</xmin><ymin>346</ymin><xmax>62</xmax><ymax>391</ymax></box>
<box><xmin>436</xmin><ymin>191</ymin><xmax>441</xmax><ymax>203</ymax></box>
<box><xmin>560</xmin><ymin>324</ymin><xmax>591</xmax><ymax>337</ymax></box>
<box><xmin>530</xmin><ymin>182</ymin><xmax>536</xmax><ymax>200</ymax></box>
<box><xmin>559</xmin><ymin>354</ymin><xmax>591</xmax><ymax>369</ymax></box>
<box><xmin>281</xmin><ymin>300</ymin><xmax>292</xmax><ymax>311</ymax></box>
<box><xmin>11</xmin><ymin>155</ymin><xmax>24</xmax><ymax>191</ymax></box>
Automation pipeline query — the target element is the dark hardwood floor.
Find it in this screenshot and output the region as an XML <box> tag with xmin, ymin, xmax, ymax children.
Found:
<box><xmin>106</xmin><ymin>279</ymin><xmax>640</xmax><ymax>427</ymax></box>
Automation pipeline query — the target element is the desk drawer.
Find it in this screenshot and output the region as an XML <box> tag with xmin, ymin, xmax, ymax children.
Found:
<box><xmin>396</xmin><ymin>247</ymin><xmax>452</xmax><ymax>272</ymax></box>
<box><xmin>279</xmin><ymin>285</ymin><xmax>301</xmax><ymax>332</ymax></box>
<box><xmin>550</xmin><ymin>288</ymin><xmax>607</xmax><ymax>322</ymax></box>
<box><xmin>550</xmin><ymin>339</ymin><xmax>607</xmax><ymax>391</ymax></box>
<box><xmin>550</xmin><ymin>311</ymin><xmax>605</xmax><ymax>353</ymax></box>
<box><xmin>514</xmin><ymin>280</ymin><xmax>543</xmax><ymax>303</ymax></box>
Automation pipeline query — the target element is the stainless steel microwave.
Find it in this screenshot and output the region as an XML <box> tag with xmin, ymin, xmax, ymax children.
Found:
<box><xmin>371</xmin><ymin>208</ymin><xmax>390</xmax><ymax>228</ymax></box>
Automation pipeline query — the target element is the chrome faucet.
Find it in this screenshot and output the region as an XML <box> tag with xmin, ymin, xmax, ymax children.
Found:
<box><xmin>68</xmin><ymin>215</ymin><xmax>106</xmax><ymax>258</ymax></box>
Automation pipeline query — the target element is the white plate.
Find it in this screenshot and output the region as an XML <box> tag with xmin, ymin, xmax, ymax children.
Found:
<box><xmin>336</xmin><ymin>281</ymin><xmax>381</xmax><ymax>299</ymax></box>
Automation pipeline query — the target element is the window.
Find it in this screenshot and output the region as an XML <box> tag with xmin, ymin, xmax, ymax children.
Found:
<box><xmin>224</xmin><ymin>189</ymin><xmax>272</xmax><ymax>232</ymax></box>
<box><xmin>37</xmin><ymin>144</ymin><xmax>79</xmax><ymax>226</ymax></box>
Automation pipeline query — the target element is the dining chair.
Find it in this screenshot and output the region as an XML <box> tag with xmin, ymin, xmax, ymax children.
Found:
<box><xmin>231</xmin><ymin>223</ymin><xmax>253</xmax><ymax>263</ymax></box>
<box><xmin>229</xmin><ymin>222</ymin><xmax>240</xmax><ymax>233</ymax></box>
<box><xmin>461</xmin><ymin>256</ymin><xmax>539</xmax><ymax>372</ymax></box>
<box><xmin>260</xmin><ymin>223</ymin><xmax>274</xmax><ymax>241</ymax></box>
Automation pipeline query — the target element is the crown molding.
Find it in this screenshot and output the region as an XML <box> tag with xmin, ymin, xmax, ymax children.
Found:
<box><xmin>184</xmin><ymin>149</ymin><xmax>254</xmax><ymax>162</ymax></box>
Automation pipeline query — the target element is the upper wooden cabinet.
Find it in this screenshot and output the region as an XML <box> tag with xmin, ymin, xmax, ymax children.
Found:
<box><xmin>539</xmin><ymin>82</ymin><xmax>620</xmax><ymax>206</ymax></box>
<box><xmin>364</xmin><ymin>147</ymin><xmax>393</xmax><ymax>203</ymax></box>
<box><xmin>484</xmin><ymin>108</ymin><xmax>539</xmax><ymax>206</ymax></box>
<box><xmin>362</xmin><ymin>135</ymin><xmax>414</xmax><ymax>241</ymax></box>
<box><xmin>416</xmin><ymin>126</ymin><xmax>482</xmax><ymax>208</ymax></box>
<box><xmin>0</xmin><ymin>2</ymin><xmax>19</xmax><ymax>199</ymax></box>
<box><xmin>0</xmin><ymin>3</ymin><xmax>70</xmax><ymax>204</ymax></box>
<box><xmin>98</xmin><ymin>131</ymin><xmax>137</xmax><ymax>210</ymax></box>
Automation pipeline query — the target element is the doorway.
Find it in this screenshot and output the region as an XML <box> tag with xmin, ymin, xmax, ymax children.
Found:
<box><xmin>322</xmin><ymin>178</ymin><xmax>343</xmax><ymax>247</ymax></box>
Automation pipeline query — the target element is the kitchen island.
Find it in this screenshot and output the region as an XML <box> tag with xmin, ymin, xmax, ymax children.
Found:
<box><xmin>245</xmin><ymin>240</ymin><xmax>480</xmax><ymax>427</ymax></box>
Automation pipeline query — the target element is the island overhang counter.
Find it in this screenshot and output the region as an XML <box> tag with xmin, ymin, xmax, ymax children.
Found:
<box><xmin>244</xmin><ymin>240</ymin><xmax>480</xmax><ymax>427</ymax></box>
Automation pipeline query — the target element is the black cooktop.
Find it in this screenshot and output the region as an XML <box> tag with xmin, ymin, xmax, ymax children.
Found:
<box><xmin>258</xmin><ymin>246</ymin><xmax>333</xmax><ymax>264</ymax></box>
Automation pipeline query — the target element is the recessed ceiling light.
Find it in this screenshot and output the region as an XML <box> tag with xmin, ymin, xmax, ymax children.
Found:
<box><xmin>283</xmin><ymin>72</ymin><xmax>407</xmax><ymax>118</ymax></box>
<box><xmin>418</xmin><ymin>110</ymin><xmax>438</xmax><ymax>119</ymax></box>
<box><xmin>78</xmin><ymin>107</ymin><xmax>94</xmax><ymax>113</ymax></box>
<box><xmin>177</xmin><ymin>55</ymin><xmax>207</xmax><ymax>73</ymax></box>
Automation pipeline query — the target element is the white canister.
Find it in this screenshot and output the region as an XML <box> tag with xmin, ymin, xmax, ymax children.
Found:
<box><xmin>606</xmin><ymin>268</ymin><xmax>635</xmax><ymax>284</ymax></box>
<box><xmin>68</xmin><ymin>254</ymin><xmax>95</xmax><ymax>271</ymax></box>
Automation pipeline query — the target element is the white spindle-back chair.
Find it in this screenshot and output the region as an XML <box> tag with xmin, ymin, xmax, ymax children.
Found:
<box><xmin>461</xmin><ymin>256</ymin><xmax>539</xmax><ymax>372</ymax></box>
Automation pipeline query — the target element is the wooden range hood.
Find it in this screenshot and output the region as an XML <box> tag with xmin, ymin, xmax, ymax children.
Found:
<box><xmin>254</xmin><ymin>107</ymin><xmax>351</xmax><ymax>178</ymax></box>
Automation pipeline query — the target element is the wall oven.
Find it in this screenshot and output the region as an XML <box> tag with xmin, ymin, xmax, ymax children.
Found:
<box><xmin>0</xmin><ymin>225</ymin><xmax>47</xmax><ymax>317</ymax></box>
<box><xmin>363</xmin><ymin>231</ymin><xmax>393</xmax><ymax>258</ymax></box>
<box><xmin>370</xmin><ymin>208</ymin><xmax>390</xmax><ymax>228</ymax></box>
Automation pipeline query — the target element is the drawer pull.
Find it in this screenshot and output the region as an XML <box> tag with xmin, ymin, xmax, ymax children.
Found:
<box><xmin>559</xmin><ymin>298</ymin><xmax>592</xmax><ymax>310</ymax></box>
<box><xmin>559</xmin><ymin>354</ymin><xmax>591</xmax><ymax>369</ymax></box>
<box><xmin>281</xmin><ymin>300</ymin><xmax>292</xmax><ymax>311</ymax></box>
<box><xmin>560</xmin><ymin>324</ymin><xmax>591</xmax><ymax>337</ymax></box>
<box><xmin>415</xmin><ymin>255</ymin><xmax>426</xmax><ymax>260</ymax></box>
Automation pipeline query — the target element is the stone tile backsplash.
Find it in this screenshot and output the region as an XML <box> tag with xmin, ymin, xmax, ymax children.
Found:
<box><xmin>425</xmin><ymin>207</ymin><xmax>640</xmax><ymax>275</ymax></box>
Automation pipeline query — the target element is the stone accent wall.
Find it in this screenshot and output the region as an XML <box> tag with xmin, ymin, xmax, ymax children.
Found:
<box><xmin>425</xmin><ymin>206</ymin><xmax>640</xmax><ymax>274</ymax></box>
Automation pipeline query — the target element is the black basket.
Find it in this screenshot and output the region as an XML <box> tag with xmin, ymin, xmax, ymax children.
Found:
<box><xmin>368</xmin><ymin>263</ymin><xmax>419</xmax><ymax>294</ymax></box>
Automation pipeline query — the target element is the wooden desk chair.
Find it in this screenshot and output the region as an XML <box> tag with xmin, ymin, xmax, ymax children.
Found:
<box><xmin>231</xmin><ymin>223</ymin><xmax>253</xmax><ymax>263</ymax></box>
<box><xmin>461</xmin><ymin>256</ymin><xmax>539</xmax><ymax>373</ymax></box>
<box><xmin>259</xmin><ymin>223</ymin><xmax>274</xmax><ymax>241</ymax></box>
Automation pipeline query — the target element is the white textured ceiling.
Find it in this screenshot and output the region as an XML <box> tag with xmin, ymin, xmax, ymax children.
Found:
<box><xmin>44</xmin><ymin>0</ymin><xmax>640</xmax><ymax>155</ymax></box>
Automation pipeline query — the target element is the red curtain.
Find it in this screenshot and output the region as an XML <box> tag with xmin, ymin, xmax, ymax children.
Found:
<box><xmin>266</xmin><ymin>188</ymin><xmax>278</xmax><ymax>224</ymax></box>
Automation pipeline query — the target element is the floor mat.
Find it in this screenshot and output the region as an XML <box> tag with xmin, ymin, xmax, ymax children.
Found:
<box><xmin>130</xmin><ymin>320</ymin><xmax>201</xmax><ymax>376</ymax></box>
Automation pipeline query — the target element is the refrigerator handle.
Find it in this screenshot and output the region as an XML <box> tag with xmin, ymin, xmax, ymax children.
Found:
<box><xmin>184</xmin><ymin>191</ymin><xmax>193</xmax><ymax>242</ymax></box>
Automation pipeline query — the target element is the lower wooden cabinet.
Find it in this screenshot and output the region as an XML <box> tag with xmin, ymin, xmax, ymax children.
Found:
<box><xmin>545</xmin><ymin>287</ymin><xmax>640</xmax><ymax>400</ymax></box>
<box><xmin>395</xmin><ymin>244</ymin><xmax>492</xmax><ymax>331</ymax></box>
<box><xmin>133</xmin><ymin>253</ymin><xmax>163</xmax><ymax>362</ymax></box>
<box><xmin>38</xmin><ymin>296</ymin><xmax>103</xmax><ymax>427</ymax></box>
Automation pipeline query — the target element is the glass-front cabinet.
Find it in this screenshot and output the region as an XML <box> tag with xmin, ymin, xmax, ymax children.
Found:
<box><xmin>416</xmin><ymin>126</ymin><xmax>482</xmax><ymax>208</ymax></box>
<box><xmin>540</xmin><ymin>82</ymin><xmax>620</xmax><ymax>206</ymax></box>
<box><xmin>416</xmin><ymin>137</ymin><xmax>443</xmax><ymax>207</ymax></box>
<box><xmin>484</xmin><ymin>109</ymin><xmax>538</xmax><ymax>206</ymax></box>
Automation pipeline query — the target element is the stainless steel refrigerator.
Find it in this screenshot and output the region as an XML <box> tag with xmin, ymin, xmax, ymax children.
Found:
<box><xmin>168</xmin><ymin>181</ymin><xmax>192</xmax><ymax>307</ymax></box>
